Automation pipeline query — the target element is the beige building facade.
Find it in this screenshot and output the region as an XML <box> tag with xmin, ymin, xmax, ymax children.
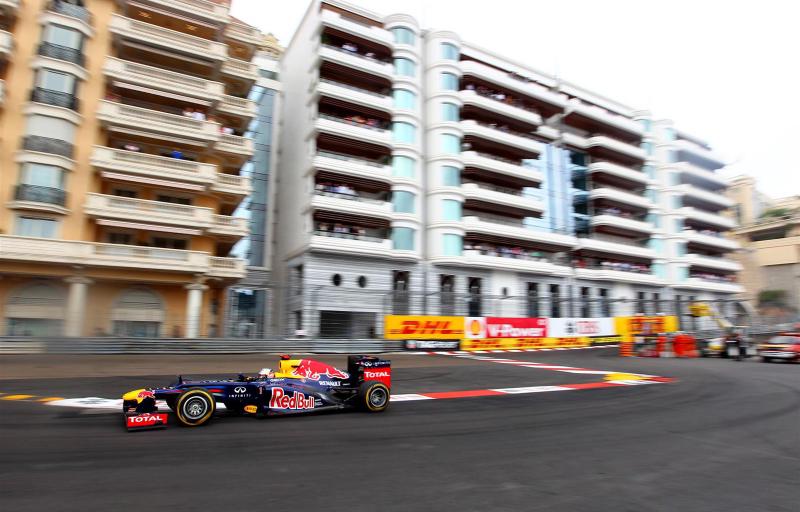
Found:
<box><xmin>0</xmin><ymin>0</ymin><xmax>261</xmax><ymax>337</ymax></box>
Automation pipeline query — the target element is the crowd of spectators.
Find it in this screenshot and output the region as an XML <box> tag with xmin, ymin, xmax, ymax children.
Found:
<box><xmin>465</xmin><ymin>242</ymin><xmax>548</xmax><ymax>261</ymax></box>
<box><xmin>316</xmin><ymin>222</ymin><xmax>368</xmax><ymax>239</ymax></box>
<box><xmin>572</xmin><ymin>257</ymin><xmax>651</xmax><ymax>274</ymax></box>
<box><xmin>339</xmin><ymin>114</ymin><xmax>386</xmax><ymax>130</ymax></box>
<box><xmin>598</xmin><ymin>207</ymin><xmax>639</xmax><ymax>219</ymax></box>
<box><xmin>315</xmin><ymin>182</ymin><xmax>358</xmax><ymax>197</ymax></box>
<box><xmin>464</xmin><ymin>83</ymin><xmax>538</xmax><ymax>113</ymax></box>
<box><xmin>691</xmin><ymin>272</ymin><xmax>736</xmax><ymax>282</ymax></box>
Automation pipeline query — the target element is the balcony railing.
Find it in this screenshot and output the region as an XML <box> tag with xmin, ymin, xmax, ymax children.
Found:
<box><xmin>317</xmin><ymin>150</ymin><xmax>387</xmax><ymax>168</ymax></box>
<box><xmin>221</xmin><ymin>58</ymin><xmax>259</xmax><ymax>81</ymax></box>
<box><xmin>314</xmin><ymin>189</ymin><xmax>386</xmax><ymax>205</ymax></box>
<box><xmin>318</xmin><ymin>113</ymin><xmax>389</xmax><ymax>132</ymax></box>
<box><xmin>319</xmin><ymin>78</ymin><xmax>389</xmax><ymax>99</ymax></box>
<box><xmin>14</xmin><ymin>184</ymin><xmax>66</xmax><ymax>206</ymax></box>
<box><xmin>320</xmin><ymin>43</ymin><xmax>391</xmax><ymax>65</ymax></box>
<box><xmin>218</xmin><ymin>94</ymin><xmax>257</xmax><ymax>117</ymax></box>
<box><xmin>22</xmin><ymin>135</ymin><xmax>74</xmax><ymax>158</ymax></box>
<box><xmin>103</xmin><ymin>57</ymin><xmax>225</xmax><ymax>101</ymax></box>
<box><xmin>91</xmin><ymin>146</ymin><xmax>217</xmax><ymax>183</ymax></box>
<box><xmin>31</xmin><ymin>87</ymin><xmax>79</xmax><ymax>111</ymax></box>
<box><xmin>314</xmin><ymin>229</ymin><xmax>386</xmax><ymax>243</ymax></box>
<box><xmin>38</xmin><ymin>42</ymin><xmax>84</xmax><ymax>66</ymax></box>
<box><xmin>47</xmin><ymin>0</ymin><xmax>92</xmax><ymax>24</ymax></box>
<box><xmin>110</xmin><ymin>14</ymin><xmax>227</xmax><ymax>61</ymax></box>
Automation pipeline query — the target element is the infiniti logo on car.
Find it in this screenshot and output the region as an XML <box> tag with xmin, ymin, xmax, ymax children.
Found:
<box><xmin>234</xmin><ymin>387</ymin><xmax>247</xmax><ymax>393</ymax></box>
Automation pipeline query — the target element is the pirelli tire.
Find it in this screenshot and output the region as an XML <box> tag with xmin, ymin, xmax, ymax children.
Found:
<box><xmin>175</xmin><ymin>388</ymin><xmax>215</xmax><ymax>427</ymax></box>
<box><xmin>359</xmin><ymin>381</ymin><xmax>390</xmax><ymax>413</ymax></box>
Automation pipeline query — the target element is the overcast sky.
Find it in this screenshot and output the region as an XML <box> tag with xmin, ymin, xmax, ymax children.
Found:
<box><xmin>232</xmin><ymin>0</ymin><xmax>799</xmax><ymax>199</ymax></box>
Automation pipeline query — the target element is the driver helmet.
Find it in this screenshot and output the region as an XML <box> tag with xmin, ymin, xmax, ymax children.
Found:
<box><xmin>258</xmin><ymin>367</ymin><xmax>275</xmax><ymax>378</ymax></box>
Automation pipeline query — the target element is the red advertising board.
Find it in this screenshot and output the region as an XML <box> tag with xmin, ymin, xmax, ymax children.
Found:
<box><xmin>483</xmin><ymin>317</ymin><xmax>548</xmax><ymax>338</ymax></box>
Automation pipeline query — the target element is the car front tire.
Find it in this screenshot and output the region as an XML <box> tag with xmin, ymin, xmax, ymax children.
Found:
<box><xmin>175</xmin><ymin>388</ymin><xmax>215</xmax><ymax>427</ymax></box>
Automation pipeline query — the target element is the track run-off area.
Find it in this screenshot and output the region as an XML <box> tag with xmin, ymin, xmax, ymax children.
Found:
<box><xmin>1</xmin><ymin>347</ymin><xmax>797</xmax><ymax>511</ymax></box>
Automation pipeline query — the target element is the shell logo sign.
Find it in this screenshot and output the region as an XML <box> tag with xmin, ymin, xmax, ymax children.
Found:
<box><xmin>465</xmin><ymin>317</ymin><xmax>486</xmax><ymax>339</ymax></box>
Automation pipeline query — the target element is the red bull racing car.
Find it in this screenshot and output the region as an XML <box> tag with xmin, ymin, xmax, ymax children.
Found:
<box><xmin>122</xmin><ymin>355</ymin><xmax>391</xmax><ymax>431</ymax></box>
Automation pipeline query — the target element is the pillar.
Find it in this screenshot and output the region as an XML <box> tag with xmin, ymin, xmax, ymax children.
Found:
<box><xmin>185</xmin><ymin>283</ymin><xmax>207</xmax><ymax>338</ymax></box>
<box><xmin>65</xmin><ymin>277</ymin><xmax>92</xmax><ymax>337</ymax></box>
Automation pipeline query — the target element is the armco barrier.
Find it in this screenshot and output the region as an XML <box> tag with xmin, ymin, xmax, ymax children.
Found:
<box><xmin>0</xmin><ymin>338</ymin><xmax>403</xmax><ymax>355</ymax></box>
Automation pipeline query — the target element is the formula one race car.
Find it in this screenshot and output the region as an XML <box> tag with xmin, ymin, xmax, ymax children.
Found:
<box><xmin>122</xmin><ymin>355</ymin><xmax>391</xmax><ymax>431</ymax></box>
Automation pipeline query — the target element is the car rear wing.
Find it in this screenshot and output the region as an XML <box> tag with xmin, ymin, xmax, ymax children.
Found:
<box><xmin>347</xmin><ymin>355</ymin><xmax>391</xmax><ymax>388</ymax></box>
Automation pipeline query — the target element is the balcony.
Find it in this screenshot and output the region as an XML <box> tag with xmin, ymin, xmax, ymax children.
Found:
<box><xmin>0</xmin><ymin>30</ymin><xmax>10</xmax><ymax>59</ymax></box>
<box><xmin>310</xmin><ymin>191</ymin><xmax>393</xmax><ymax>220</ymax></box>
<box><xmin>211</xmin><ymin>173</ymin><xmax>252</xmax><ymax>197</ymax></box>
<box><xmin>459</xmin><ymin>89</ymin><xmax>542</xmax><ymax>127</ymax></box>
<box><xmin>316</xmin><ymin>79</ymin><xmax>392</xmax><ymax>113</ymax></box>
<box><xmin>319</xmin><ymin>44</ymin><xmax>393</xmax><ymax>82</ymax></box>
<box><xmin>85</xmin><ymin>193</ymin><xmax>211</xmax><ymax>230</ymax></box>
<box><xmin>14</xmin><ymin>184</ymin><xmax>66</xmax><ymax>207</ymax></box>
<box><xmin>457</xmin><ymin>249</ymin><xmax>572</xmax><ymax>276</ymax></box>
<box><xmin>103</xmin><ymin>57</ymin><xmax>225</xmax><ymax>103</ymax></box>
<box><xmin>38</xmin><ymin>42</ymin><xmax>85</xmax><ymax>66</ymax></box>
<box><xmin>110</xmin><ymin>14</ymin><xmax>228</xmax><ymax>62</ymax></box>
<box><xmin>577</xmin><ymin>237</ymin><xmax>656</xmax><ymax>259</ymax></box>
<box><xmin>675</xmin><ymin>184</ymin><xmax>733</xmax><ymax>209</ymax></box>
<box><xmin>680</xmin><ymin>206</ymin><xmax>736</xmax><ymax>230</ymax></box>
<box><xmin>589</xmin><ymin>187</ymin><xmax>653</xmax><ymax>210</ymax></box>
<box><xmin>207</xmin><ymin>214</ymin><xmax>248</xmax><ymax>238</ymax></box>
<box><xmin>90</xmin><ymin>146</ymin><xmax>217</xmax><ymax>186</ymax></box>
<box><xmin>217</xmin><ymin>94</ymin><xmax>257</xmax><ymax>119</ymax></box>
<box><xmin>673</xmin><ymin>138</ymin><xmax>725</xmax><ymax>169</ymax></box>
<box><xmin>460</xmin><ymin>120</ymin><xmax>542</xmax><ymax>155</ymax></box>
<box><xmin>462</xmin><ymin>216</ymin><xmax>577</xmax><ymax>248</ymax></box>
<box><xmin>682</xmin><ymin>229</ymin><xmax>740</xmax><ymax>251</ymax></box>
<box><xmin>564</xmin><ymin>99</ymin><xmax>644</xmax><ymax>140</ymax></box>
<box><xmin>319</xmin><ymin>8</ymin><xmax>392</xmax><ymax>47</ymax></box>
<box><xmin>312</xmin><ymin>152</ymin><xmax>392</xmax><ymax>184</ymax></box>
<box><xmin>462</xmin><ymin>183</ymin><xmax>544</xmax><ymax>214</ymax></box>
<box><xmin>591</xmin><ymin>214</ymin><xmax>654</xmax><ymax>235</ymax></box>
<box><xmin>461</xmin><ymin>151</ymin><xmax>543</xmax><ymax>185</ymax></box>
<box><xmin>459</xmin><ymin>60</ymin><xmax>567</xmax><ymax>112</ymax></box>
<box><xmin>668</xmin><ymin>161</ymin><xmax>728</xmax><ymax>189</ymax></box>
<box><xmin>221</xmin><ymin>58</ymin><xmax>259</xmax><ymax>82</ymax></box>
<box><xmin>586</xmin><ymin>135</ymin><xmax>646</xmax><ymax>162</ymax></box>
<box><xmin>0</xmin><ymin>0</ymin><xmax>19</xmax><ymax>16</ymax></box>
<box><xmin>96</xmin><ymin>100</ymin><xmax>220</xmax><ymax>143</ymax></box>
<box><xmin>685</xmin><ymin>254</ymin><xmax>742</xmax><ymax>272</ymax></box>
<box><xmin>23</xmin><ymin>135</ymin><xmax>74</xmax><ymax>158</ymax></box>
<box><xmin>142</xmin><ymin>0</ymin><xmax>230</xmax><ymax>24</ymax></box>
<box><xmin>31</xmin><ymin>88</ymin><xmax>79</xmax><ymax>111</ymax></box>
<box><xmin>310</xmin><ymin>231</ymin><xmax>393</xmax><ymax>258</ymax></box>
<box><xmin>588</xmin><ymin>161</ymin><xmax>649</xmax><ymax>186</ymax></box>
<box><xmin>0</xmin><ymin>235</ymin><xmax>245</xmax><ymax>279</ymax></box>
<box><xmin>314</xmin><ymin>114</ymin><xmax>392</xmax><ymax>147</ymax></box>
<box><xmin>678</xmin><ymin>277</ymin><xmax>743</xmax><ymax>294</ymax></box>
<box><xmin>224</xmin><ymin>22</ymin><xmax>263</xmax><ymax>46</ymax></box>
<box><xmin>46</xmin><ymin>0</ymin><xmax>91</xmax><ymax>24</ymax></box>
<box><xmin>215</xmin><ymin>134</ymin><xmax>254</xmax><ymax>157</ymax></box>
<box><xmin>575</xmin><ymin>266</ymin><xmax>663</xmax><ymax>286</ymax></box>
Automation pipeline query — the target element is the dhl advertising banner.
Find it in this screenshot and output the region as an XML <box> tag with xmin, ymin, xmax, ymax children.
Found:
<box><xmin>384</xmin><ymin>316</ymin><xmax>464</xmax><ymax>340</ymax></box>
<box><xmin>461</xmin><ymin>337</ymin><xmax>590</xmax><ymax>351</ymax></box>
<box><xmin>615</xmin><ymin>315</ymin><xmax>679</xmax><ymax>342</ymax></box>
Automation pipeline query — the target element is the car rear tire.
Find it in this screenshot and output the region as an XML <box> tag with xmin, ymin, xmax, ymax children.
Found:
<box><xmin>175</xmin><ymin>388</ymin><xmax>215</xmax><ymax>427</ymax></box>
<box><xmin>762</xmin><ymin>357</ymin><xmax>772</xmax><ymax>363</ymax></box>
<box><xmin>359</xmin><ymin>381</ymin><xmax>390</xmax><ymax>412</ymax></box>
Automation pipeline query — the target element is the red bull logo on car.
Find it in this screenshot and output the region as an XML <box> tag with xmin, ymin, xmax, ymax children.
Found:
<box><xmin>137</xmin><ymin>390</ymin><xmax>155</xmax><ymax>400</ymax></box>
<box><xmin>291</xmin><ymin>359</ymin><xmax>349</xmax><ymax>381</ymax></box>
<box><xmin>269</xmin><ymin>388</ymin><xmax>315</xmax><ymax>410</ymax></box>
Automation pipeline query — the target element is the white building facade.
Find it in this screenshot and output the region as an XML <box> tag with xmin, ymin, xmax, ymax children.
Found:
<box><xmin>273</xmin><ymin>0</ymin><xmax>742</xmax><ymax>337</ymax></box>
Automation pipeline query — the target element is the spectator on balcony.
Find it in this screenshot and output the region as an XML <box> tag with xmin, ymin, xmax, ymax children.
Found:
<box><xmin>318</xmin><ymin>223</ymin><xmax>330</xmax><ymax>233</ymax></box>
<box><xmin>122</xmin><ymin>143</ymin><xmax>141</xmax><ymax>152</ymax></box>
<box><xmin>183</xmin><ymin>107</ymin><xmax>195</xmax><ymax>118</ymax></box>
<box><xmin>168</xmin><ymin>149</ymin><xmax>184</xmax><ymax>159</ymax></box>
<box><xmin>342</xmin><ymin>42</ymin><xmax>358</xmax><ymax>53</ymax></box>
<box><xmin>193</xmin><ymin>109</ymin><xmax>207</xmax><ymax>121</ymax></box>
<box><xmin>221</xmin><ymin>126</ymin><xmax>235</xmax><ymax>135</ymax></box>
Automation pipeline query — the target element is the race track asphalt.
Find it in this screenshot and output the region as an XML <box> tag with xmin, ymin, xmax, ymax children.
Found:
<box><xmin>0</xmin><ymin>348</ymin><xmax>797</xmax><ymax>512</ymax></box>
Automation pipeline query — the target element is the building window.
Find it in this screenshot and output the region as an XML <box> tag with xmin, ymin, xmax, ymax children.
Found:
<box><xmin>639</xmin><ymin>119</ymin><xmax>652</xmax><ymax>132</ymax></box>
<box><xmin>357</xmin><ymin>276</ymin><xmax>368</xmax><ymax>288</ymax></box>
<box><xmin>526</xmin><ymin>282</ymin><xmax>539</xmax><ymax>317</ymax></box>
<box><xmin>441</xmin><ymin>102</ymin><xmax>459</xmax><ymax>122</ymax></box>
<box><xmin>550</xmin><ymin>284</ymin><xmax>561</xmax><ymax>318</ymax></box>
<box><xmin>25</xmin><ymin>115</ymin><xmax>76</xmax><ymax>145</ymax></box>
<box><xmin>156</xmin><ymin>194</ymin><xmax>192</xmax><ymax>205</ymax></box>
<box><xmin>441</xmin><ymin>234</ymin><xmax>462</xmax><ymax>256</ymax></box>
<box><xmin>392</xmin><ymin>271</ymin><xmax>410</xmax><ymax>314</ymax></box>
<box><xmin>675</xmin><ymin>241</ymin><xmax>686</xmax><ymax>256</ymax></box>
<box><xmin>107</xmin><ymin>232</ymin><xmax>133</xmax><ymax>245</ymax></box>
<box><xmin>599</xmin><ymin>288</ymin><xmax>611</xmax><ymax>316</ymax></box>
<box><xmin>394</xmin><ymin>58</ymin><xmax>416</xmax><ymax>77</ymax></box>
<box><xmin>391</xmin><ymin>27</ymin><xmax>415</xmax><ymax>45</ymax></box>
<box><xmin>331</xmin><ymin>274</ymin><xmax>342</xmax><ymax>286</ymax></box>
<box><xmin>441</xmin><ymin>42</ymin><xmax>459</xmax><ymax>60</ymax></box>
<box><xmin>467</xmin><ymin>277</ymin><xmax>482</xmax><ymax>316</ymax></box>
<box><xmin>393</xmin><ymin>89</ymin><xmax>417</xmax><ymax>110</ymax></box>
<box><xmin>441</xmin><ymin>200</ymin><xmax>461</xmax><ymax>221</ymax></box>
<box><xmin>20</xmin><ymin>163</ymin><xmax>65</xmax><ymax>189</ymax></box>
<box><xmin>646</xmin><ymin>213</ymin><xmax>661</xmax><ymax>229</ymax></box>
<box><xmin>37</xmin><ymin>69</ymin><xmax>76</xmax><ymax>94</ymax></box>
<box><xmin>44</xmin><ymin>24</ymin><xmax>83</xmax><ymax>50</ymax></box>
<box><xmin>441</xmin><ymin>166</ymin><xmax>461</xmax><ymax>186</ymax></box>
<box><xmin>392</xmin><ymin>191</ymin><xmax>416</xmax><ymax>213</ymax></box>
<box><xmin>392</xmin><ymin>227</ymin><xmax>415</xmax><ymax>250</ymax></box>
<box><xmin>643</xmin><ymin>165</ymin><xmax>656</xmax><ymax>180</ymax></box>
<box><xmin>648</xmin><ymin>239</ymin><xmax>664</xmax><ymax>253</ymax></box>
<box><xmin>674</xmin><ymin>218</ymin><xmax>684</xmax><ymax>232</ymax></box>
<box><xmin>441</xmin><ymin>133</ymin><xmax>461</xmax><ymax>154</ymax></box>
<box><xmin>440</xmin><ymin>274</ymin><xmax>456</xmax><ymax>315</ymax></box>
<box><xmin>392</xmin><ymin>156</ymin><xmax>416</xmax><ymax>178</ymax></box>
<box><xmin>392</xmin><ymin>122</ymin><xmax>416</xmax><ymax>144</ymax></box>
<box><xmin>643</xmin><ymin>142</ymin><xmax>654</xmax><ymax>155</ymax></box>
<box><xmin>152</xmin><ymin>237</ymin><xmax>187</xmax><ymax>250</ymax></box>
<box><xmin>581</xmin><ymin>287</ymin><xmax>591</xmax><ymax>317</ymax></box>
<box><xmin>15</xmin><ymin>216</ymin><xmax>58</xmax><ymax>238</ymax></box>
<box><xmin>672</xmin><ymin>195</ymin><xmax>682</xmax><ymax>209</ymax></box>
<box><xmin>441</xmin><ymin>72</ymin><xmax>459</xmax><ymax>91</ymax></box>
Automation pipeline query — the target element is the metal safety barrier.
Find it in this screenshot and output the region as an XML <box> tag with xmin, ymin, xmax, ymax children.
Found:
<box><xmin>0</xmin><ymin>337</ymin><xmax>404</xmax><ymax>355</ymax></box>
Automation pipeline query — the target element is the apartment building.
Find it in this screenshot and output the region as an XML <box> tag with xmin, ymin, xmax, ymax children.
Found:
<box><xmin>0</xmin><ymin>0</ymin><xmax>261</xmax><ymax>337</ymax></box>
<box><xmin>275</xmin><ymin>0</ymin><xmax>742</xmax><ymax>337</ymax></box>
